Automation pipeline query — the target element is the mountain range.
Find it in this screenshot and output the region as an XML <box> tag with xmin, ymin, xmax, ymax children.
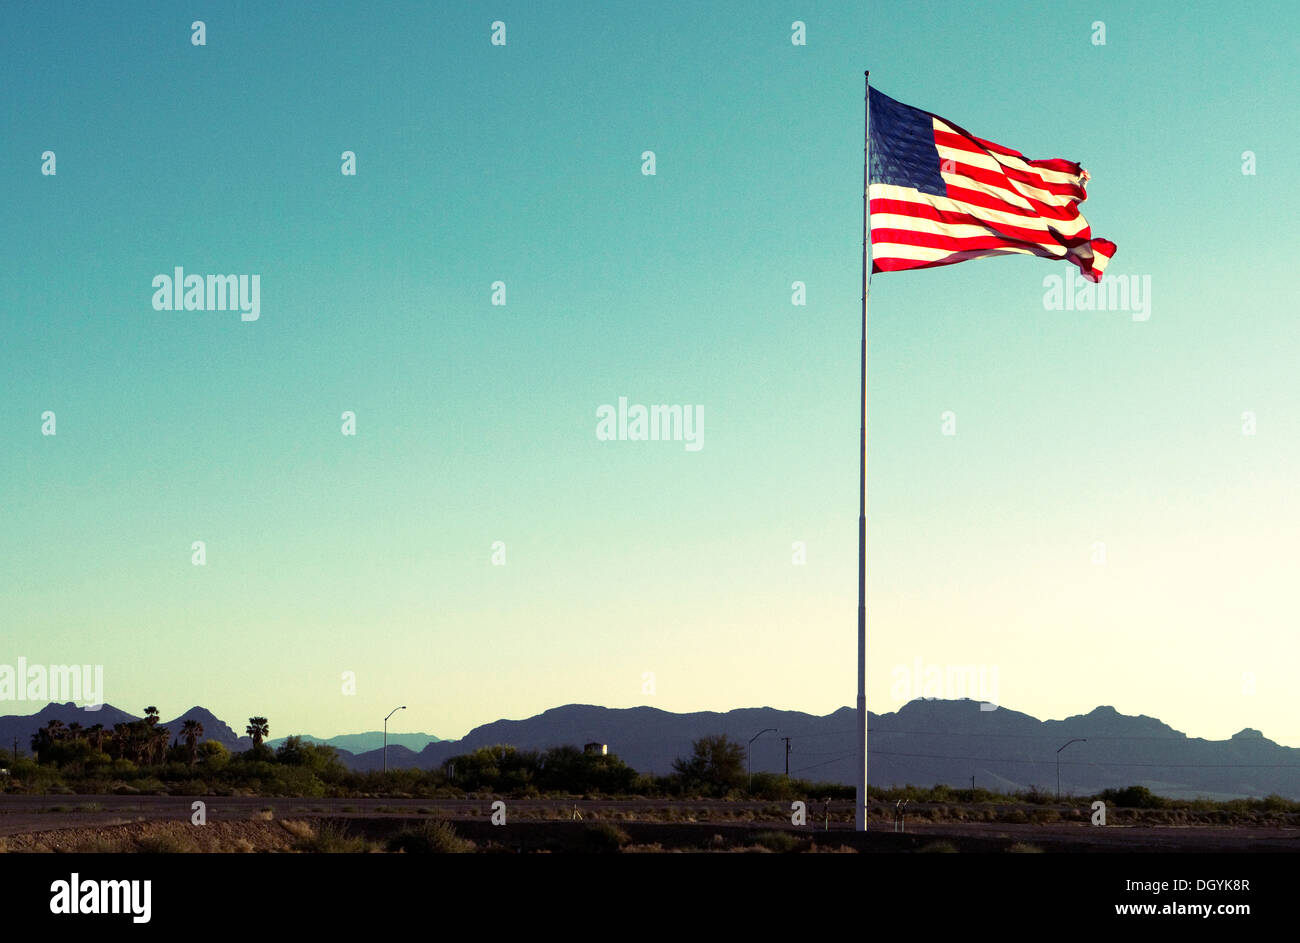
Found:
<box><xmin>4</xmin><ymin>700</ymin><xmax>1298</xmax><ymax>800</ymax></box>
<box><xmin>265</xmin><ymin>732</ymin><xmax>441</xmax><ymax>754</ymax></box>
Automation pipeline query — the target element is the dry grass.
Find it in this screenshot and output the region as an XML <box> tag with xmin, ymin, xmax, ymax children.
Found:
<box><xmin>279</xmin><ymin>819</ymin><xmax>315</xmax><ymax>840</ymax></box>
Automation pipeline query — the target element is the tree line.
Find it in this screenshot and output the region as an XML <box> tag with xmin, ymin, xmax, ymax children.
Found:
<box><xmin>7</xmin><ymin>725</ymin><xmax>851</xmax><ymax>801</ymax></box>
<box><xmin>26</xmin><ymin>708</ymin><xmax>270</xmax><ymax>767</ymax></box>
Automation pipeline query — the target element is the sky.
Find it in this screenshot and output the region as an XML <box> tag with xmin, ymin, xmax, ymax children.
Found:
<box><xmin>2</xmin><ymin>1</ymin><xmax>1297</xmax><ymax>745</ymax></box>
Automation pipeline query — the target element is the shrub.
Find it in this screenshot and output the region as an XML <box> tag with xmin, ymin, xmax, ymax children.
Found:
<box><xmin>295</xmin><ymin>820</ymin><xmax>368</xmax><ymax>853</ymax></box>
<box><xmin>917</xmin><ymin>840</ymin><xmax>958</xmax><ymax>853</ymax></box>
<box><xmin>582</xmin><ymin>822</ymin><xmax>631</xmax><ymax>853</ymax></box>
<box><xmin>135</xmin><ymin>830</ymin><xmax>197</xmax><ymax>853</ymax></box>
<box><xmin>386</xmin><ymin>820</ymin><xmax>474</xmax><ymax>854</ymax></box>
<box><xmin>751</xmin><ymin>831</ymin><xmax>801</xmax><ymax>854</ymax></box>
<box><xmin>1098</xmin><ymin>785</ymin><xmax>1163</xmax><ymax>809</ymax></box>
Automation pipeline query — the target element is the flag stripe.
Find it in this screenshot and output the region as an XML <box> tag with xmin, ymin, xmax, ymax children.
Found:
<box><xmin>869</xmin><ymin>189</ymin><xmax>1092</xmax><ymax>239</ymax></box>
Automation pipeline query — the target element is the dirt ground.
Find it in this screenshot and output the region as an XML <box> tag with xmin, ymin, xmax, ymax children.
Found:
<box><xmin>1</xmin><ymin>795</ymin><xmax>1298</xmax><ymax>852</ymax></box>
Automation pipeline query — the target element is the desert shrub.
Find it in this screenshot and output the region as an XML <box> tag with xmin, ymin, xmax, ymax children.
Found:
<box><xmin>135</xmin><ymin>830</ymin><xmax>197</xmax><ymax>853</ymax></box>
<box><xmin>583</xmin><ymin>822</ymin><xmax>631</xmax><ymax>852</ymax></box>
<box><xmin>279</xmin><ymin>819</ymin><xmax>314</xmax><ymax>840</ymax></box>
<box><xmin>917</xmin><ymin>840</ymin><xmax>958</xmax><ymax>853</ymax></box>
<box><xmin>1098</xmin><ymin>785</ymin><xmax>1163</xmax><ymax>809</ymax></box>
<box><xmin>1259</xmin><ymin>794</ymin><xmax>1298</xmax><ymax>813</ymax></box>
<box><xmin>295</xmin><ymin>820</ymin><xmax>368</xmax><ymax>853</ymax></box>
<box><xmin>751</xmin><ymin>831</ymin><xmax>801</xmax><ymax>854</ymax></box>
<box><xmin>78</xmin><ymin>834</ymin><xmax>131</xmax><ymax>853</ymax></box>
<box><xmin>386</xmin><ymin>820</ymin><xmax>474</xmax><ymax>854</ymax></box>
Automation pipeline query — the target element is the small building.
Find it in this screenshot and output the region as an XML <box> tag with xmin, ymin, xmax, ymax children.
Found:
<box><xmin>583</xmin><ymin>742</ymin><xmax>607</xmax><ymax>756</ymax></box>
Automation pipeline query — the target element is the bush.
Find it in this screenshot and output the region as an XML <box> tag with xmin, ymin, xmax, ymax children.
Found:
<box><xmin>751</xmin><ymin>831</ymin><xmax>801</xmax><ymax>854</ymax></box>
<box><xmin>583</xmin><ymin>822</ymin><xmax>630</xmax><ymax>853</ymax></box>
<box><xmin>293</xmin><ymin>820</ymin><xmax>369</xmax><ymax>853</ymax></box>
<box><xmin>917</xmin><ymin>840</ymin><xmax>958</xmax><ymax>853</ymax></box>
<box><xmin>135</xmin><ymin>830</ymin><xmax>197</xmax><ymax>853</ymax></box>
<box><xmin>1099</xmin><ymin>785</ymin><xmax>1163</xmax><ymax>809</ymax></box>
<box><xmin>386</xmin><ymin>820</ymin><xmax>474</xmax><ymax>854</ymax></box>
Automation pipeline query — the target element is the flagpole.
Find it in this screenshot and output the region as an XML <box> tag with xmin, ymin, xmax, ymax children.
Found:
<box><xmin>856</xmin><ymin>69</ymin><xmax>870</xmax><ymax>832</ymax></box>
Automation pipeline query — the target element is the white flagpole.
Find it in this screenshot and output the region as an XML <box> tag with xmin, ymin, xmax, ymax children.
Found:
<box><xmin>857</xmin><ymin>70</ymin><xmax>871</xmax><ymax>832</ymax></box>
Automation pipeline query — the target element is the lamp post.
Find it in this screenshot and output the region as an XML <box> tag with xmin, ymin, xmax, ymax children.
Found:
<box><xmin>1056</xmin><ymin>738</ymin><xmax>1086</xmax><ymax>801</ymax></box>
<box><xmin>748</xmin><ymin>728</ymin><xmax>778</xmax><ymax>790</ymax></box>
<box><xmin>384</xmin><ymin>705</ymin><xmax>406</xmax><ymax>774</ymax></box>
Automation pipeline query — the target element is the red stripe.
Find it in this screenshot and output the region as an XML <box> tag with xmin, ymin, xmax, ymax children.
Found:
<box><xmin>871</xmin><ymin>248</ymin><xmax>1040</xmax><ymax>274</ymax></box>
<box><xmin>935</xmin><ymin>130</ymin><xmax>1085</xmax><ymax>196</ymax></box>
<box><xmin>870</xmin><ymin>196</ymin><xmax>1092</xmax><ymax>244</ymax></box>
<box><xmin>872</xmin><ymin>238</ymin><xmax>1116</xmax><ymax>281</ymax></box>
<box><xmin>870</xmin><ymin>199</ymin><xmax>1073</xmax><ymax>246</ymax></box>
<box><xmin>943</xmin><ymin>183</ymin><xmax>1081</xmax><ymax>222</ymax></box>
<box><xmin>968</xmin><ymin>134</ymin><xmax>1025</xmax><ymax>159</ymax></box>
<box><xmin>944</xmin><ymin>158</ymin><xmax>1085</xmax><ymax>201</ymax></box>
<box><xmin>965</xmin><ymin>134</ymin><xmax>1083</xmax><ymax>176</ymax></box>
<box><xmin>873</xmin><ymin>228</ymin><xmax>1064</xmax><ymax>253</ymax></box>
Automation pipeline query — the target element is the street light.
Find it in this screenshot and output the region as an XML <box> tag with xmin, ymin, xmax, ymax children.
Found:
<box><xmin>1056</xmin><ymin>738</ymin><xmax>1086</xmax><ymax>801</ymax></box>
<box><xmin>748</xmin><ymin>728</ymin><xmax>778</xmax><ymax>789</ymax></box>
<box><xmin>384</xmin><ymin>705</ymin><xmax>406</xmax><ymax>774</ymax></box>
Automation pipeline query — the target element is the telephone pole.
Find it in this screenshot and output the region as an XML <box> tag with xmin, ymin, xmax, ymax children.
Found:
<box><xmin>781</xmin><ymin>737</ymin><xmax>792</xmax><ymax>776</ymax></box>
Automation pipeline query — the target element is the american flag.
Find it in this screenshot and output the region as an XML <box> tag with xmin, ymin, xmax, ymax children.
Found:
<box><xmin>868</xmin><ymin>86</ymin><xmax>1116</xmax><ymax>282</ymax></box>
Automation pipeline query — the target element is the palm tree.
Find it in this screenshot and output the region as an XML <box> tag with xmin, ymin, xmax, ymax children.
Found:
<box><xmin>144</xmin><ymin>706</ymin><xmax>159</xmax><ymax>726</ymax></box>
<box><xmin>181</xmin><ymin>719</ymin><xmax>204</xmax><ymax>766</ymax></box>
<box><xmin>246</xmin><ymin>717</ymin><xmax>270</xmax><ymax>749</ymax></box>
<box><xmin>149</xmin><ymin>726</ymin><xmax>171</xmax><ymax>765</ymax></box>
<box><xmin>88</xmin><ymin>723</ymin><xmax>106</xmax><ymax>752</ymax></box>
<box><xmin>66</xmin><ymin>722</ymin><xmax>83</xmax><ymax>741</ymax></box>
<box><xmin>110</xmin><ymin>723</ymin><xmax>130</xmax><ymax>759</ymax></box>
<box><xmin>30</xmin><ymin>724</ymin><xmax>53</xmax><ymax>758</ymax></box>
<box><xmin>45</xmin><ymin>719</ymin><xmax>66</xmax><ymax>742</ymax></box>
<box><xmin>115</xmin><ymin>721</ymin><xmax>149</xmax><ymax>764</ymax></box>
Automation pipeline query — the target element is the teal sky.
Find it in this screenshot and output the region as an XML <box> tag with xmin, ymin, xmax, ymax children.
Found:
<box><xmin>3</xmin><ymin>2</ymin><xmax>1297</xmax><ymax>745</ymax></box>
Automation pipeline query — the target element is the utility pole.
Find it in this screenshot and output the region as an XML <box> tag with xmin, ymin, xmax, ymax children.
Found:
<box><xmin>781</xmin><ymin>737</ymin><xmax>792</xmax><ymax>776</ymax></box>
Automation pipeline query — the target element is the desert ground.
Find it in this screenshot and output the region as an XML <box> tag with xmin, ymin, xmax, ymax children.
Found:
<box><xmin>2</xmin><ymin>795</ymin><xmax>1298</xmax><ymax>852</ymax></box>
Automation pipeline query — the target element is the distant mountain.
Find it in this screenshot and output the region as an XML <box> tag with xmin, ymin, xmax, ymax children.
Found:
<box><xmin>5</xmin><ymin>700</ymin><xmax>1299</xmax><ymax>799</ymax></box>
<box><xmin>0</xmin><ymin>702</ymin><xmax>137</xmax><ymax>752</ymax></box>
<box><xmin>343</xmin><ymin>701</ymin><xmax>1300</xmax><ymax>799</ymax></box>
<box><xmin>161</xmin><ymin>706</ymin><xmax>247</xmax><ymax>750</ymax></box>
<box><xmin>266</xmin><ymin>732</ymin><xmax>440</xmax><ymax>754</ymax></box>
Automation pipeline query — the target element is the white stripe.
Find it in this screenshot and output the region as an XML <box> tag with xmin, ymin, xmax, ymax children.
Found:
<box><xmin>932</xmin><ymin>118</ymin><xmax>1082</xmax><ymax>186</ymax></box>
<box><xmin>873</xmin><ymin>243</ymin><xmax>1051</xmax><ymax>264</ymax></box>
<box><xmin>868</xmin><ymin>183</ymin><xmax>1091</xmax><ymax>239</ymax></box>
<box><xmin>874</xmin><ymin>241</ymin><xmax>1112</xmax><ymax>274</ymax></box>
<box><xmin>870</xmin><ymin>212</ymin><xmax>1064</xmax><ymax>245</ymax></box>
<box><xmin>935</xmin><ymin>142</ymin><xmax>1072</xmax><ymax>207</ymax></box>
